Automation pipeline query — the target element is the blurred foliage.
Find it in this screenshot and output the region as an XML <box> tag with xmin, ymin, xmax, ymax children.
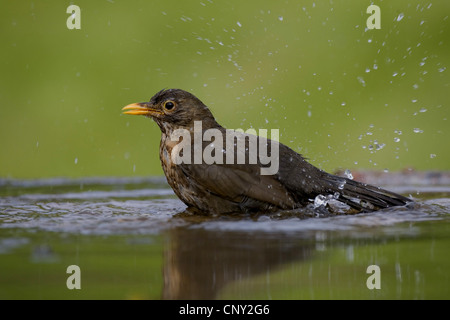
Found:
<box><xmin>0</xmin><ymin>0</ymin><xmax>448</xmax><ymax>178</ymax></box>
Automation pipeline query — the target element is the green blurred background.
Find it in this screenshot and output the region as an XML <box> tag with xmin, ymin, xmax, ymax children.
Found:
<box><xmin>1</xmin><ymin>0</ymin><xmax>448</xmax><ymax>179</ymax></box>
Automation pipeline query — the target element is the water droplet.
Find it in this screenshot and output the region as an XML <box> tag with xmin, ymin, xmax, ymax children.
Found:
<box><xmin>236</xmin><ymin>21</ymin><xmax>242</xmax><ymax>27</ymax></box>
<box><xmin>314</xmin><ymin>194</ymin><xmax>327</xmax><ymax>208</ymax></box>
<box><xmin>74</xmin><ymin>158</ymin><xmax>78</xmax><ymax>164</ymax></box>
<box><xmin>357</xmin><ymin>76</ymin><xmax>366</xmax><ymax>87</ymax></box>
<box><xmin>413</xmin><ymin>128</ymin><xmax>423</xmax><ymax>133</ymax></box>
<box><xmin>278</xmin><ymin>16</ymin><xmax>284</xmax><ymax>21</ymax></box>
<box><xmin>383</xmin><ymin>168</ymin><xmax>389</xmax><ymax>173</ymax></box>
<box><xmin>430</xmin><ymin>154</ymin><xmax>436</xmax><ymax>159</ymax></box>
<box><xmin>394</xmin><ymin>130</ymin><xmax>402</xmax><ymax>135</ymax></box>
<box><xmin>344</xmin><ymin>169</ymin><xmax>353</xmax><ymax>180</ymax></box>
<box><xmin>341</xmin><ymin>102</ymin><xmax>346</xmax><ymax>106</ymax></box>
<box><xmin>419</xmin><ymin>107</ymin><xmax>427</xmax><ymax>113</ymax></box>
<box><xmin>438</xmin><ymin>67</ymin><xmax>446</xmax><ymax>72</ymax></box>
<box><xmin>365</xmin><ymin>68</ymin><xmax>371</xmax><ymax>73</ymax></box>
<box><xmin>338</xmin><ymin>180</ymin><xmax>346</xmax><ymax>190</ymax></box>
<box><xmin>394</xmin><ymin>137</ymin><xmax>401</xmax><ymax>142</ymax></box>
<box><xmin>397</xmin><ymin>13</ymin><xmax>404</xmax><ymax>21</ymax></box>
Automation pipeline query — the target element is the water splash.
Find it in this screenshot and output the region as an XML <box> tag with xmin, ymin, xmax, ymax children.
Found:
<box><xmin>338</xmin><ymin>180</ymin><xmax>346</xmax><ymax>190</ymax></box>
<box><xmin>357</xmin><ymin>76</ymin><xmax>366</xmax><ymax>87</ymax></box>
<box><xmin>314</xmin><ymin>194</ymin><xmax>328</xmax><ymax>208</ymax></box>
<box><xmin>344</xmin><ymin>169</ymin><xmax>353</xmax><ymax>180</ymax></box>
<box><xmin>396</xmin><ymin>13</ymin><xmax>404</xmax><ymax>21</ymax></box>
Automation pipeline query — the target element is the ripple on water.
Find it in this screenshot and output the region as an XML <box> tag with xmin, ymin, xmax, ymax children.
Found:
<box><xmin>0</xmin><ymin>176</ymin><xmax>449</xmax><ymax>236</ymax></box>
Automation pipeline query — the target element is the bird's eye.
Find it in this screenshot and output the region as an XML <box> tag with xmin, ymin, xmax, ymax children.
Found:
<box><xmin>164</xmin><ymin>101</ymin><xmax>176</xmax><ymax>111</ymax></box>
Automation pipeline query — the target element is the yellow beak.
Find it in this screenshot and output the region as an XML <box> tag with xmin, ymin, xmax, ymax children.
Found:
<box><xmin>122</xmin><ymin>102</ymin><xmax>163</xmax><ymax>116</ymax></box>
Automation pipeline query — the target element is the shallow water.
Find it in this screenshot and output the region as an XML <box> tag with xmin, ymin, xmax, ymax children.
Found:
<box><xmin>0</xmin><ymin>174</ymin><xmax>449</xmax><ymax>299</ymax></box>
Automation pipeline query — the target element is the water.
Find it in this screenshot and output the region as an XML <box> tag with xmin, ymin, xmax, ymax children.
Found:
<box><xmin>0</xmin><ymin>173</ymin><xmax>449</xmax><ymax>299</ymax></box>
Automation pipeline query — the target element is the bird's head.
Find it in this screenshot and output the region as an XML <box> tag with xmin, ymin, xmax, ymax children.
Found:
<box><xmin>122</xmin><ymin>89</ymin><xmax>219</xmax><ymax>134</ymax></box>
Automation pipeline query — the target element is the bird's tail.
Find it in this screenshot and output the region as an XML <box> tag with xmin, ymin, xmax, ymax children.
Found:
<box><xmin>323</xmin><ymin>174</ymin><xmax>412</xmax><ymax>212</ymax></box>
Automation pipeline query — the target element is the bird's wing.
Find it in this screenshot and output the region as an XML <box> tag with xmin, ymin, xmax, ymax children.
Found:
<box><xmin>272</xmin><ymin>143</ymin><xmax>330</xmax><ymax>198</ymax></box>
<box><xmin>179</xmin><ymin>162</ymin><xmax>296</xmax><ymax>210</ymax></box>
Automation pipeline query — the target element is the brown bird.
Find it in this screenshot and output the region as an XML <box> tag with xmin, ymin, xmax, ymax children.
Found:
<box><xmin>122</xmin><ymin>88</ymin><xmax>411</xmax><ymax>215</ymax></box>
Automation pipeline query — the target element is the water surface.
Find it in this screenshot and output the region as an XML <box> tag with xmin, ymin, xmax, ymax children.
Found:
<box><xmin>0</xmin><ymin>174</ymin><xmax>449</xmax><ymax>299</ymax></box>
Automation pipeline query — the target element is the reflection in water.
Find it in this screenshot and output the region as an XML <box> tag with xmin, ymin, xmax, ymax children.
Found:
<box><xmin>0</xmin><ymin>177</ymin><xmax>449</xmax><ymax>299</ymax></box>
<box><xmin>162</xmin><ymin>227</ymin><xmax>314</xmax><ymax>299</ymax></box>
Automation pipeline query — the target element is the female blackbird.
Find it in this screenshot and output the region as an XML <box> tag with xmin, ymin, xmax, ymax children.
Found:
<box><xmin>122</xmin><ymin>88</ymin><xmax>411</xmax><ymax>214</ymax></box>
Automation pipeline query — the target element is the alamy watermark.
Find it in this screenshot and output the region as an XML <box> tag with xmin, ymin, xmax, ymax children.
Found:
<box><xmin>366</xmin><ymin>265</ymin><xmax>381</xmax><ymax>289</ymax></box>
<box><xmin>366</xmin><ymin>5</ymin><xmax>381</xmax><ymax>29</ymax></box>
<box><xmin>169</xmin><ymin>121</ymin><xmax>280</xmax><ymax>175</ymax></box>
<box><xmin>66</xmin><ymin>5</ymin><xmax>81</xmax><ymax>30</ymax></box>
<box><xmin>66</xmin><ymin>265</ymin><xmax>81</xmax><ymax>290</ymax></box>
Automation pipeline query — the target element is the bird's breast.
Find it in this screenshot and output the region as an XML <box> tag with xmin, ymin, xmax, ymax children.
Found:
<box><xmin>159</xmin><ymin>134</ymin><xmax>179</xmax><ymax>171</ymax></box>
<box><xmin>159</xmin><ymin>134</ymin><xmax>196</xmax><ymax>204</ymax></box>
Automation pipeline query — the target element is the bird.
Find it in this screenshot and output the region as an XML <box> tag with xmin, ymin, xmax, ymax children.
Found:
<box><xmin>122</xmin><ymin>88</ymin><xmax>412</xmax><ymax>215</ymax></box>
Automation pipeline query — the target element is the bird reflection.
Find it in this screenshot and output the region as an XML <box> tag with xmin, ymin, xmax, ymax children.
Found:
<box><xmin>162</xmin><ymin>226</ymin><xmax>314</xmax><ymax>299</ymax></box>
